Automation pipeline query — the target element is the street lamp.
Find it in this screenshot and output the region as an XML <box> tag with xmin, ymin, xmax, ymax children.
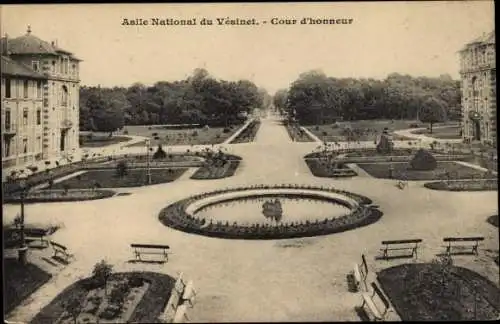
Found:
<box><xmin>17</xmin><ymin>174</ymin><xmax>29</xmax><ymax>265</ymax></box>
<box><xmin>146</xmin><ymin>139</ymin><xmax>151</xmax><ymax>185</ymax></box>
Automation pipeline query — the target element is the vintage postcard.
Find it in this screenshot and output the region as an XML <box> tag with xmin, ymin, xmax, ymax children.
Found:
<box><xmin>1</xmin><ymin>2</ymin><xmax>497</xmax><ymax>323</ymax></box>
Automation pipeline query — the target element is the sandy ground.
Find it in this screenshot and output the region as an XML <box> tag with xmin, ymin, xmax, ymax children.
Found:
<box><xmin>3</xmin><ymin>116</ymin><xmax>498</xmax><ymax>322</ymax></box>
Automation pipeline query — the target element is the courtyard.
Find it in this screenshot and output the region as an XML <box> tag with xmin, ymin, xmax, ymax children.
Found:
<box><xmin>3</xmin><ymin>115</ymin><xmax>499</xmax><ymax>322</ymax></box>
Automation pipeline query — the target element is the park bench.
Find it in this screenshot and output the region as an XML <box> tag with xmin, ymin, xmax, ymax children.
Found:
<box><xmin>181</xmin><ymin>280</ymin><xmax>197</xmax><ymax>307</ymax></box>
<box><xmin>360</xmin><ymin>282</ymin><xmax>391</xmax><ymax>322</ymax></box>
<box><xmin>380</xmin><ymin>239</ymin><xmax>422</xmax><ymax>260</ymax></box>
<box><xmin>352</xmin><ymin>254</ymin><xmax>369</xmax><ymax>291</ymax></box>
<box><xmin>131</xmin><ymin>243</ymin><xmax>170</xmax><ymax>262</ymax></box>
<box><xmin>25</xmin><ymin>227</ymin><xmax>54</xmax><ymax>248</ymax></box>
<box><xmin>443</xmin><ymin>236</ymin><xmax>484</xmax><ymax>256</ymax></box>
<box><xmin>50</xmin><ymin>241</ymin><xmax>75</xmax><ymax>262</ymax></box>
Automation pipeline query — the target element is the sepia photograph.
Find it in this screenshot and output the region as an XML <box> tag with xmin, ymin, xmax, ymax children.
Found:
<box><xmin>1</xmin><ymin>1</ymin><xmax>497</xmax><ymax>322</ymax></box>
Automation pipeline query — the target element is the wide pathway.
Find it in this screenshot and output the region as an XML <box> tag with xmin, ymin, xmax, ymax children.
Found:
<box><xmin>4</xmin><ymin>115</ymin><xmax>498</xmax><ymax>323</ymax></box>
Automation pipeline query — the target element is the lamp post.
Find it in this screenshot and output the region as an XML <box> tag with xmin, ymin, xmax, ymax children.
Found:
<box><xmin>146</xmin><ymin>139</ymin><xmax>151</xmax><ymax>185</ymax></box>
<box><xmin>17</xmin><ymin>174</ymin><xmax>28</xmax><ymax>265</ymax></box>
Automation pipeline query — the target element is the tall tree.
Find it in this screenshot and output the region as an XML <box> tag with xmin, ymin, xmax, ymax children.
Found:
<box><xmin>418</xmin><ymin>97</ymin><xmax>448</xmax><ymax>133</ymax></box>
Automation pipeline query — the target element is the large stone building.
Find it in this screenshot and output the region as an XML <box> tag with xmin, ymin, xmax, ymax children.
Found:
<box><xmin>1</xmin><ymin>27</ymin><xmax>81</xmax><ymax>170</ymax></box>
<box><xmin>459</xmin><ymin>30</ymin><xmax>496</xmax><ymax>145</ymax></box>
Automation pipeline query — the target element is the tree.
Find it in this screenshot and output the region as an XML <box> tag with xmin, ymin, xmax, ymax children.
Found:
<box><xmin>92</xmin><ymin>260</ymin><xmax>113</xmax><ymax>295</ymax></box>
<box><xmin>64</xmin><ymin>296</ymin><xmax>83</xmax><ymax>324</ymax></box>
<box><xmin>418</xmin><ymin>97</ymin><xmax>448</xmax><ymax>133</ymax></box>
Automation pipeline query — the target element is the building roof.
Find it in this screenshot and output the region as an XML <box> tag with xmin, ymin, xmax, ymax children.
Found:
<box><xmin>1</xmin><ymin>55</ymin><xmax>47</xmax><ymax>79</ymax></box>
<box><xmin>1</xmin><ymin>27</ymin><xmax>81</xmax><ymax>61</ymax></box>
<box><xmin>460</xmin><ymin>30</ymin><xmax>495</xmax><ymax>51</ymax></box>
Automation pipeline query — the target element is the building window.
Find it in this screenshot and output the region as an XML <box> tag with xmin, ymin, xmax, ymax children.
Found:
<box><xmin>4</xmin><ymin>138</ymin><xmax>11</xmax><ymax>157</ymax></box>
<box><xmin>23</xmin><ymin>80</ymin><xmax>29</xmax><ymax>98</ymax></box>
<box><xmin>37</xmin><ymin>81</ymin><xmax>42</xmax><ymax>99</ymax></box>
<box><xmin>62</xmin><ymin>85</ymin><xmax>68</xmax><ymax>106</ymax></box>
<box><xmin>32</xmin><ymin>61</ymin><xmax>40</xmax><ymax>72</ymax></box>
<box><xmin>23</xmin><ymin>138</ymin><xmax>28</xmax><ymax>154</ymax></box>
<box><xmin>23</xmin><ymin>109</ymin><xmax>28</xmax><ymax>125</ymax></box>
<box><xmin>52</xmin><ymin>60</ymin><xmax>56</xmax><ymax>73</ymax></box>
<box><xmin>5</xmin><ymin>109</ymin><xmax>11</xmax><ymax>130</ymax></box>
<box><xmin>37</xmin><ymin>109</ymin><xmax>41</xmax><ymax>125</ymax></box>
<box><xmin>37</xmin><ymin>136</ymin><xmax>42</xmax><ymax>152</ymax></box>
<box><xmin>5</xmin><ymin>78</ymin><xmax>12</xmax><ymax>98</ymax></box>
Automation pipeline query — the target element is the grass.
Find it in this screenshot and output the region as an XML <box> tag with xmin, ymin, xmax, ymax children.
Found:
<box><xmin>377</xmin><ymin>263</ymin><xmax>500</xmax><ymax>321</ymax></box>
<box><xmin>51</xmin><ymin>168</ymin><xmax>187</xmax><ymax>189</ymax></box>
<box><xmin>424</xmin><ymin>179</ymin><xmax>498</xmax><ymax>191</ymax></box>
<box><xmin>411</xmin><ymin>125</ymin><xmax>462</xmax><ymax>139</ymax></box>
<box><xmin>304</xmin><ymin>159</ymin><xmax>357</xmax><ymax>178</ymax></box>
<box><xmin>230</xmin><ymin>120</ymin><xmax>261</xmax><ymax>143</ymax></box>
<box><xmin>191</xmin><ymin>160</ymin><xmax>240</xmax><ymax>179</ymax></box>
<box><xmin>356</xmin><ymin>161</ymin><xmax>494</xmax><ymax>180</ymax></box>
<box><xmin>4</xmin><ymin>258</ymin><xmax>53</xmax><ymax>314</ymax></box>
<box><xmin>30</xmin><ymin>272</ymin><xmax>176</xmax><ymax>324</ymax></box>
<box><xmin>123</xmin><ymin>124</ymin><xmax>241</xmax><ymax>147</ymax></box>
<box><xmin>305</xmin><ymin>119</ymin><xmax>433</xmax><ymax>142</ymax></box>
<box><xmin>80</xmin><ymin>134</ymin><xmax>131</xmax><ymax>148</ymax></box>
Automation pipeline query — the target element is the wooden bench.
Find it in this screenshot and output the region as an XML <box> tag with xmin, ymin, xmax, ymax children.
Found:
<box><xmin>353</xmin><ymin>254</ymin><xmax>369</xmax><ymax>291</ymax></box>
<box><xmin>443</xmin><ymin>237</ymin><xmax>484</xmax><ymax>256</ymax></box>
<box><xmin>131</xmin><ymin>243</ymin><xmax>170</xmax><ymax>262</ymax></box>
<box><xmin>50</xmin><ymin>241</ymin><xmax>74</xmax><ymax>262</ymax></box>
<box><xmin>360</xmin><ymin>282</ymin><xmax>391</xmax><ymax>321</ymax></box>
<box><xmin>181</xmin><ymin>280</ymin><xmax>197</xmax><ymax>307</ymax></box>
<box><xmin>380</xmin><ymin>239</ymin><xmax>422</xmax><ymax>260</ymax></box>
<box><xmin>25</xmin><ymin>228</ymin><xmax>53</xmax><ymax>248</ymax></box>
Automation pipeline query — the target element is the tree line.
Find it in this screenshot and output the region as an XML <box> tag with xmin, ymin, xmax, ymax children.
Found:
<box><xmin>79</xmin><ymin>68</ymin><xmax>272</xmax><ymax>133</ymax></box>
<box><xmin>273</xmin><ymin>70</ymin><xmax>461</xmax><ymax>128</ymax></box>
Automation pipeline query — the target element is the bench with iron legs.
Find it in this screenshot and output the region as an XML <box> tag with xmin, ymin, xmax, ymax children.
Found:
<box><xmin>131</xmin><ymin>244</ymin><xmax>170</xmax><ymax>262</ymax></box>
<box><xmin>50</xmin><ymin>241</ymin><xmax>74</xmax><ymax>262</ymax></box>
<box><xmin>23</xmin><ymin>228</ymin><xmax>55</xmax><ymax>248</ymax></box>
<box><xmin>353</xmin><ymin>254</ymin><xmax>369</xmax><ymax>291</ymax></box>
<box><xmin>181</xmin><ymin>280</ymin><xmax>197</xmax><ymax>307</ymax></box>
<box><xmin>380</xmin><ymin>239</ymin><xmax>422</xmax><ymax>260</ymax></box>
<box><xmin>360</xmin><ymin>282</ymin><xmax>391</xmax><ymax>322</ymax></box>
<box><xmin>443</xmin><ymin>236</ymin><xmax>484</xmax><ymax>256</ymax></box>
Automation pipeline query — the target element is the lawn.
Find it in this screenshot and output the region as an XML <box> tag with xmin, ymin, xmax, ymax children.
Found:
<box><xmin>411</xmin><ymin>125</ymin><xmax>461</xmax><ymax>139</ymax></box>
<box><xmin>51</xmin><ymin>168</ymin><xmax>187</xmax><ymax>189</ymax></box>
<box><xmin>284</xmin><ymin>122</ymin><xmax>315</xmax><ymax>142</ymax></box>
<box><xmin>30</xmin><ymin>272</ymin><xmax>176</xmax><ymax>324</ymax></box>
<box><xmin>305</xmin><ymin>119</ymin><xmax>456</xmax><ymax>142</ymax></box>
<box><xmin>80</xmin><ymin>134</ymin><xmax>131</xmax><ymax>148</ymax></box>
<box><xmin>123</xmin><ymin>124</ymin><xmax>242</xmax><ymax>147</ymax></box>
<box><xmin>230</xmin><ymin>120</ymin><xmax>261</xmax><ymax>143</ymax></box>
<box><xmin>377</xmin><ymin>263</ymin><xmax>500</xmax><ymax>321</ymax></box>
<box><xmin>4</xmin><ymin>258</ymin><xmax>53</xmax><ymax>314</ymax></box>
<box><xmin>356</xmin><ymin>161</ymin><xmax>493</xmax><ymax>180</ymax></box>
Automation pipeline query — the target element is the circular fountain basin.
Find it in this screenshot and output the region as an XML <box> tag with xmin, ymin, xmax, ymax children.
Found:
<box><xmin>158</xmin><ymin>185</ymin><xmax>381</xmax><ymax>240</ymax></box>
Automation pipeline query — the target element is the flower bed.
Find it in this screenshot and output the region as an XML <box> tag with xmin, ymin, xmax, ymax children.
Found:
<box><xmin>304</xmin><ymin>159</ymin><xmax>358</xmax><ymax>178</ymax></box>
<box><xmin>424</xmin><ymin>179</ymin><xmax>498</xmax><ymax>191</ymax></box>
<box><xmin>377</xmin><ymin>263</ymin><xmax>500</xmax><ymax>321</ymax></box>
<box><xmin>3</xmin><ymin>189</ymin><xmax>117</xmax><ymax>204</ymax></box>
<box><xmin>191</xmin><ymin>160</ymin><xmax>240</xmax><ymax>180</ymax></box>
<box><xmin>230</xmin><ymin>120</ymin><xmax>261</xmax><ymax>143</ymax></box>
<box><xmin>31</xmin><ymin>272</ymin><xmax>176</xmax><ymax>324</ymax></box>
<box><xmin>158</xmin><ymin>185</ymin><xmax>380</xmax><ymax>240</ymax></box>
<box><xmin>284</xmin><ymin>122</ymin><xmax>315</xmax><ymax>142</ymax></box>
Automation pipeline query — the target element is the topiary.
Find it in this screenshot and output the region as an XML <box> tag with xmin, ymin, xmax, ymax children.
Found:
<box><xmin>409</xmin><ymin>149</ymin><xmax>437</xmax><ymax>171</ymax></box>
<box><xmin>152</xmin><ymin>144</ymin><xmax>167</xmax><ymax>160</ymax></box>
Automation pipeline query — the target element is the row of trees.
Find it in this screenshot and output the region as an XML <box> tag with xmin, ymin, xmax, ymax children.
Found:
<box><xmin>79</xmin><ymin>68</ymin><xmax>272</xmax><ymax>134</ymax></box>
<box><xmin>273</xmin><ymin>70</ymin><xmax>461</xmax><ymax>130</ymax></box>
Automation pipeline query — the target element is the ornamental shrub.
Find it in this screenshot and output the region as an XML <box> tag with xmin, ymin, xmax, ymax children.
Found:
<box><xmin>410</xmin><ymin>149</ymin><xmax>437</xmax><ymax>171</ymax></box>
<box><xmin>376</xmin><ymin>134</ymin><xmax>394</xmax><ymax>154</ymax></box>
<box><xmin>152</xmin><ymin>145</ymin><xmax>167</xmax><ymax>160</ymax></box>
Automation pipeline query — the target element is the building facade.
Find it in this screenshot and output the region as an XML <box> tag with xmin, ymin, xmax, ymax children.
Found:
<box><xmin>459</xmin><ymin>31</ymin><xmax>496</xmax><ymax>145</ymax></box>
<box><xmin>1</xmin><ymin>27</ymin><xmax>81</xmax><ymax>169</ymax></box>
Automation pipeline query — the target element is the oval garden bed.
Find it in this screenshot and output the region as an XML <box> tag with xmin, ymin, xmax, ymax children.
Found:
<box><xmin>31</xmin><ymin>271</ymin><xmax>176</xmax><ymax>324</ymax></box>
<box><xmin>424</xmin><ymin>179</ymin><xmax>498</xmax><ymax>191</ymax></box>
<box><xmin>304</xmin><ymin>158</ymin><xmax>357</xmax><ymax>178</ymax></box>
<box><xmin>3</xmin><ymin>189</ymin><xmax>116</xmax><ymax>204</ymax></box>
<box><xmin>159</xmin><ymin>185</ymin><xmax>381</xmax><ymax>240</ymax></box>
<box><xmin>377</xmin><ymin>263</ymin><xmax>500</xmax><ymax>321</ymax></box>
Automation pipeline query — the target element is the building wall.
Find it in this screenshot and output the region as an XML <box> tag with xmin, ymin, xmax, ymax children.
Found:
<box><xmin>1</xmin><ymin>76</ymin><xmax>44</xmax><ymax>168</ymax></box>
<box><xmin>459</xmin><ymin>40</ymin><xmax>496</xmax><ymax>144</ymax></box>
<box><xmin>1</xmin><ymin>54</ymin><xmax>80</xmax><ymax>170</ymax></box>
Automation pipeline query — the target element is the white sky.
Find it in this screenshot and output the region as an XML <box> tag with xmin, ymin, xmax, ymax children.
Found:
<box><xmin>1</xmin><ymin>2</ymin><xmax>494</xmax><ymax>94</ymax></box>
